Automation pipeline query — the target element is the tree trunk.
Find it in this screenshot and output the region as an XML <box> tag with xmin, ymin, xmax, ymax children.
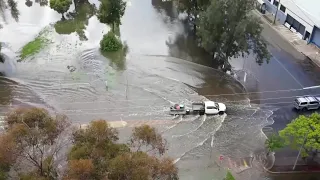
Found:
<box><xmin>112</xmin><ymin>23</ymin><xmax>115</xmax><ymax>33</ymax></box>
<box><xmin>193</xmin><ymin>0</ymin><xmax>198</xmax><ymax>35</ymax></box>
<box><xmin>302</xmin><ymin>156</ymin><xmax>307</xmax><ymax>163</ymax></box>
<box><xmin>61</xmin><ymin>13</ymin><xmax>66</xmax><ymax>20</ymax></box>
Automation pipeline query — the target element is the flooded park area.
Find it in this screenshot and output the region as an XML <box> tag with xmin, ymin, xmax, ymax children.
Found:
<box><xmin>3</xmin><ymin>0</ymin><xmax>320</xmax><ymax>179</ymax></box>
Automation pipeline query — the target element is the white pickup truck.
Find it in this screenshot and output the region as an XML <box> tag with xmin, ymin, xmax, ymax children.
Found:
<box><xmin>294</xmin><ymin>96</ymin><xmax>320</xmax><ymax>111</ymax></box>
<box><xmin>169</xmin><ymin>101</ymin><xmax>226</xmax><ymax>115</ymax></box>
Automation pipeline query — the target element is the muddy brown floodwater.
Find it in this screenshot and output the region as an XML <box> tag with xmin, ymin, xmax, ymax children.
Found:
<box><xmin>0</xmin><ymin>0</ymin><xmax>279</xmax><ymax>179</ymax></box>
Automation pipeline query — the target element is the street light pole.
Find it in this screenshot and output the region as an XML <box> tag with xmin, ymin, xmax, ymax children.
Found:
<box><xmin>273</xmin><ymin>0</ymin><xmax>281</xmax><ymax>24</ymax></box>
<box><xmin>292</xmin><ymin>131</ymin><xmax>308</xmax><ymax>170</ymax></box>
<box><xmin>292</xmin><ymin>125</ymin><xmax>316</xmax><ymax>170</ymax></box>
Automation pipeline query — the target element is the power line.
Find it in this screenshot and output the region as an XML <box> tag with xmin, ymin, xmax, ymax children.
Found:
<box><xmin>3</xmin><ymin>92</ymin><xmax>319</xmax><ymax>115</ymax></box>
<box><xmin>53</xmin><ymin>86</ymin><xmax>315</xmax><ymax>105</ymax></box>
<box><xmin>59</xmin><ymin>92</ymin><xmax>319</xmax><ymax>112</ymax></box>
<box><xmin>62</xmin><ymin>101</ymin><xmax>295</xmax><ymax>116</ymax></box>
<box><xmin>61</xmin><ymin>93</ymin><xmax>320</xmax><ymax>112</ymax></box>
<box><xmin>288</xmin><ymin>0</ymin><xmax>317</xmax><ymax>26</ymax></box>
<box><xmin>1</xmin><ymin>88</ymin><xmax>319</xmax><ymax>111</ymax></box>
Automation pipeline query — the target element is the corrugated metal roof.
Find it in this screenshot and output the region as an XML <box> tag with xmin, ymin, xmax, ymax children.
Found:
<box><xmin>281</xmin><ymin>0</ymin><xmax>320</xmax><ymax>27</ymax></box>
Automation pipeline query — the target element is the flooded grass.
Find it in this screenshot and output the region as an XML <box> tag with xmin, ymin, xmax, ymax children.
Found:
<box><xmin>54</xmin><ymin>2</ymin><xmax>95</xmax><ymax>41</ymax></box>
<box><xmin>19</xmin><ymin>28</ymin><xmax>50</xmax><ymax>61</ymax></box>
<box><xmin>101</xmin><ymin>42</ymin><xmax>128</xmax><ymax>71</ymax></box>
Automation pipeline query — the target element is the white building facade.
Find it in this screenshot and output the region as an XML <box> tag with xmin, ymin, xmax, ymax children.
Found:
<box><xmin>260</xmin><ymin>0</ymin><xmax>320</xmax><ymax>48</ymax></box>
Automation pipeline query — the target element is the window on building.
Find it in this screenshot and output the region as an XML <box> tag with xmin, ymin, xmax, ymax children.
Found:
<box><xmin>280</xmin><ymin>4</ymin><xmax>286</xmax><ymax>12</ymax></box>
<box><xmin>273</xmin><ymin>0</ymin><xmax>279</xmax><ymax>7</ymax></box>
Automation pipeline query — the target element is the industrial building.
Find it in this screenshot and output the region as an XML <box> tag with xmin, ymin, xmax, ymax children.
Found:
<box><xmin>258</xmin><ymin>0</ymin><xmax>320</xmax><ymax>48</ymax></box>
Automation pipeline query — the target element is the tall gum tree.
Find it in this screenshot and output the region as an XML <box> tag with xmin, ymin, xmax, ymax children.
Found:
<box><xmin>97</xmin><ymin>0</ymin><xmax>126</xmax><ymax>33</ymax></box>
<box><xmin>197</xmin><ymin>0</ymin><xmax>270</xmax><ymax>72</ymax></box>
<box><xmin>0</xmin><ymin>108</ymin><xmax>71</xmax><ymax>179</ymax></box>
<box><xmin>65</xmin><ymin>121</ymin><xmax>178</xmax><ymax>180</ymax></box>
<box><xmin>174</xmin><ymin>0</ymin><xmax>210</xmax><ymax>33</ymax></box>
<box><xmin>50</xmin><ymin>0</ymin><xmax>72</xmax><ymax>19</ymax></box>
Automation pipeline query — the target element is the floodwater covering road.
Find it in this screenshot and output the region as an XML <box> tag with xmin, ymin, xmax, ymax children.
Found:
<box><xmin>1</xmin><ymin>0</ymin><xmax>320</xmax><ymax>180</ymax></box>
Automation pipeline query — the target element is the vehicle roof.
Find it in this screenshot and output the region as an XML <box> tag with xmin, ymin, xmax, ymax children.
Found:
<box><xmin>305</xmin><ymin>96</ymin><xmax>317</xmax><ymax>102</ymax></box>
<box><xmin>204</xmin><ymin>101</ymin><xmax>216</xmax><ymax>106</ymax></box>
<box><xmin>296</xmin><ymin>96</ymin><xmax>318</xmax><ymax>103</ymax></box>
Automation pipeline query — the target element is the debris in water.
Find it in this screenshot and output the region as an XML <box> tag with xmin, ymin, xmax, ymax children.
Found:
<box><xmin>67</xmin><ymin>65</ymin><xmax>76</xmax><ymax>72</ymax></box>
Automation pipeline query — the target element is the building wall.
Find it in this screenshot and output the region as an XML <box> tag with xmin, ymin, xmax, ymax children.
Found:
<box><xmin>283</xmin><ymin>8</ymin><xmax>314</xmax><ymax>34</ymax></box>
<box><xmin>310</xmin><ymin>26</ymin><xmax>320</xmax><ymax>48</ymax></box>
<box><xmin>262</xmin><ymin>0</ymin><xmax>286</xmax><ymax>24</ymax></box>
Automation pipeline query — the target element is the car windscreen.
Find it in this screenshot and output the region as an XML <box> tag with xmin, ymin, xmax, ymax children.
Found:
<box><xmin>206</xmin><ymin>106</ymin><xmax>216</xmax><ymax>109</ymax></box>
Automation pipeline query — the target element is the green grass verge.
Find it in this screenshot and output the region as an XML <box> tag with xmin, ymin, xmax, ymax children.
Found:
<box><xmin>19</xmin><ymin>28</ymin><xmax>50</xmax><ymax>61</ymax></box>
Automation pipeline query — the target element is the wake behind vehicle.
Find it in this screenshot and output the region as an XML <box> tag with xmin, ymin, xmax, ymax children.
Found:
<box><xmin>294</xmin><ymin>96</ymin><xmax>320</xmax><ymax>111</ymax></box>
<box><xmin>170</xmin><ymin>101</ymin><xmax>226</xmax><ymax>115</ymax></box>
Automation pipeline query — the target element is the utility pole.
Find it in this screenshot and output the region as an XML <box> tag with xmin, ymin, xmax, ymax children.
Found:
<box><xmin>292</xmin><ymin>131</ymin><xmax>308</xmax><ymax>170</ymax></box>
<box><xmin>273</xmin><ymin>0</ymin><xmax>281</xmax><ymax>24</ymax></box>
<box><xmin>292</xmin><ymin>125</ymin><xmax>316</xmax><ymax>170</ymax></box>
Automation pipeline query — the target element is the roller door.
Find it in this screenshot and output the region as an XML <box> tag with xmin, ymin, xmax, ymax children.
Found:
<box><xmin>311</xmin><ymin>27</ymin><xmax>320</xmax><ymax>48</ymax></box>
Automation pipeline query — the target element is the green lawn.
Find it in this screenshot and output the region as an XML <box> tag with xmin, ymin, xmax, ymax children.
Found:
<box><xmin>19</xmin><ymin>29</ymin><xmax>50</xmax><ymax>61</ymax></box>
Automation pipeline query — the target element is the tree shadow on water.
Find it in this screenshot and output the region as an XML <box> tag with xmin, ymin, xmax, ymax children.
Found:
<box><xmin>166</xmin><ymin>31</ymin><xmax>215</xmax><ymax>67</ymax></box>
<box><xmin>2</xmin><ymin>0</ymin><xmax>20</xmax><ymax>22</ymax></box>
<box><xmin>54</xmin><ymin>0</ymin><xmax>96</xmax><ymax>41</ymax></box>
<box><xmin>25</xmin><ymin>0</ymin><xmax>48</xmax><ymax>7</ymax></box>
<box><xmin>34</xmin><ymin>0</ymin><xmax>48</xmax><ymax>6</ymax></box>
<box><xmin>25</xmin><ymin>0</ymin><xmax>33</xmax><ymax>7</ymax></box>
<box><xmin>101</xmin><ymin>43</ymin><xmax>128</xmax><ymax>71</ymax></box>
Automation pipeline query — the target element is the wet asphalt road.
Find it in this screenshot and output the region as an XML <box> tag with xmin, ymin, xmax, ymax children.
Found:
<box><xmin>240</xmin><ymin>13</ymin><xmax>320</xmax><ymax>180</ymax></box>
<box><xmin>1</xmin><ymin>1</ymin><xmax>320</xmax><ymax>179</ymax></box>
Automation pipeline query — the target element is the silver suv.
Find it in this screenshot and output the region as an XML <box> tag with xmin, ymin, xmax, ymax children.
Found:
<box><xmin>294</xmin><ymin>96</ymin><xmax>320</xmax><ymax>111</ymax></box>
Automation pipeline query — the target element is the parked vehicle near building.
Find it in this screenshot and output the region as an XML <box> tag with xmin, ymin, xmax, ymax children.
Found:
<box><xmin>293</xmin><ymin>96</ymin><xmax>320</xmax><ymax>111</ymax></box>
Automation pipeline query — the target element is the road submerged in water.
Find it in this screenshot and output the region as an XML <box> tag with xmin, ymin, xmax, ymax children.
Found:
<box><xmin>1</xmin><ymin>0</ymin><xmax>320</xmax><ymax>180</ymax></box>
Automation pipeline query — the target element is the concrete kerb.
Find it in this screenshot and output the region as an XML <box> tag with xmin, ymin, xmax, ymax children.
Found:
<box><xmin>79</xmin><ymin>121</ymin><xmax>128</xmax><ymax>129</ymax></box>
<box><xmin>263</xmin><ymin>166</ymin><xmax>320</xmax><ymax>174</ymax></box>
<box><xmin>304</xmin><ymin>53</ymin><xmax>320</xmax><ymax>67</ymax></box>
<box><xmin>253</xmin><ymin>10</ymin><xmax>320</xmax><ymax>68</ymax></box>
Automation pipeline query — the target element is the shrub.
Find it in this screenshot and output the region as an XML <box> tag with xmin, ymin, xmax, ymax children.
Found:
<box><xmin>100</xmin><ymin>31</ymin><xmax>123</xmax><ymax>52</ymax></box>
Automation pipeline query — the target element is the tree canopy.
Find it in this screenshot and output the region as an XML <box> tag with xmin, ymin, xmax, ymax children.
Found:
<box><xmin>265</xmin><ymin>133</ymin><xmax>284</xmax><ymax>155</ymax></box>
<box><xmin>49</xmin><ymin>0</ymin><xmax>72</xmax><ymax>18</ymax></box>
<box><xmin>65</xmin><ymin>120</ymin><xmax>178</xmax><ymax>180</ymax></box>
<box><xmin>54</xmin><ymin>0</ymin><xmax>96</xmax><ymax>40</ymax></box>
<box><xmin>129</xmin><ymin>124</ymin><xmax>168</xmax><ymax>156</ymax></box>
<box><xmin>0</xmin><ymin>110</ymin><xmax>178</xmax><ymax>180</ymax></box>
<box><xmin>97</xmin><ymin>0</ymin><xmax>126</xmax><ymax>32</ymax></box>
<box><xmin>174</xmin><ymin>0</ymin><xmax>210</xmax><ymax>32</ymax></box>
<box><xmin>224</xmin><ymin>171</ymin><xmax>235</xmax><ymax>180</ymax></box>
<box><xmin>100</xmin><ymin>31</ymin><xmax>123</xmax><ymax>52</ymax></box>
<box><xmin>196</xmin><ymin>0</ymin><xmax>270</xmax><ymax>71</ymax></box>
<box><xmin>0</xmin><ymin>0</ymin><xmax>20</xmax><ymax>21</ymax></box>
<box><xmin>279</xmin><ymin>112</ymin><xmax>320</xmax><ymax>157</ymax></box>
<box><xmin>0</xmin><ymin>107</ymin><xmax>71</xmax><ymax>179</ymax></box>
